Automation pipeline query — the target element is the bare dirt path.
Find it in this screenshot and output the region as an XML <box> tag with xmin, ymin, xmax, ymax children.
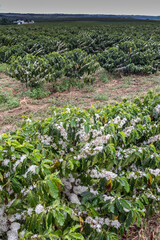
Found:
<box><xmin>0</xmin><ymin>71</ymin><xmax>160</xmax><ymax>134</ymax></box>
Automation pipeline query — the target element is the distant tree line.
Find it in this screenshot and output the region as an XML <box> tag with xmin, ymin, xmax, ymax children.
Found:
<box><xmin>0</xmin><ymin>18</ymin><xmax>13</xmax><ymax>25</ymax></box>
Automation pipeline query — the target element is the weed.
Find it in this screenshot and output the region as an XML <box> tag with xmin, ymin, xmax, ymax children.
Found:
<box><xmin>53</xmin><ymin>78</ymin><xmax>84</xmax><ymax>92</ymax></box>
<box><xmin>18</xmin><ymin>88</ymin><xmax>50</xmax><ymax>99</ymax></box>
<box><xmin>94</xmin><ymin>92</ymin><xmax>109</xmax><ymax>101</ymax></box>
<box><xmin>0</xmin><ymin>95</ymin><xmax>20</xmax><ymax>111</ymax></box>
<box><xmin>99</xmin><ymin>72</ymin><xmax>109</xmax><ymax>83</ymax></box>
<box><xmin>83</xmin><ymin>76</ymin><xmax>96</xmax><ymax>84</ymax></box>
<box><xmin>83</xmin><ymin>85</ymin><xmax>95</xmax><ymax>92</ymax></box>
<box><xmin>0</xmin><ymin>63</ymin><xmax>8</xmax><ymax>73</ymax></box>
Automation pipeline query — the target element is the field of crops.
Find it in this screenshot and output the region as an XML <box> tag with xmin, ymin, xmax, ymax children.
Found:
<box><xmin>0</xmin><ymin>21</ymin><xmax>160</xmax><ymax>89</ymax></box>
<box><xmin>0</xmin><ymin>20</ymin><xmax>160</xmax><ymax>240</ymax></box>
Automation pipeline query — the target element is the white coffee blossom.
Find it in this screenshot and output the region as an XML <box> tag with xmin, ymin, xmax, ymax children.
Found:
<box><xmin>2</xmin><ymin>159</ymin><xmax>10</xmax><ymax>166</ymax></box>
<box><xmin>7</xmin><ymin>230</ymin><xmax>18</xmax><ymax>240</ymax></box>
<box><xmin>69</xmin><ymin>193</ymin><xmax>81</xmax><ymax>205</ymax></box>
<box><xmin>27</xmin><ymin>208</ymin><xmax>33</xmax><ymax>216</ymax></box>
<box><xmin>149</xmin><ymin>168</ymin><xmax>160</xmax><ymax>176</ymax></box>
<box><xmin>10</xmin><ymin>222</ymin><xmax>20</xmax><ymax>231</ymax></box>
<box><xmin>23</xmin><ymin>165</ymin><xmax>38</xmax><ymax>178</ymax></box>
<box><xmin>111</xmin><ymin>220</ymin><xmax>121</xmax><ymax>229</ymax></box>
<box><xmin>73</xmin><ymin>186</ymin><xmax>88</xmax><ymax>195</ymax></box>
<box><xmin>87</xmin><ymin>169</ymin><xmax>117</xmax><ymax>180</ymax></box>
<box><xmin>35</xmin><ymin>204</ymin><xmax>45</xmax><ymax>214</ymax></box>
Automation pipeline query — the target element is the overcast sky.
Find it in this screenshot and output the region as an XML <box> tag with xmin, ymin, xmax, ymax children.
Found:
<box><xmin>0</xmin><ymin>0</ymin><xmax>160</xmax><ymax>15</ymax></box>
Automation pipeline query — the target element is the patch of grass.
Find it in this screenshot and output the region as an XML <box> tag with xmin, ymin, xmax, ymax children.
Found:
<box><xmin>0</xmin><ymin>96</ymin><xmax>20</xmax><ymax>111</ymax></box>
<box><xmin>0</xmin><ymin>90</ymin><xmax>20</xmax><ymax>111</ymax></box>
<box><xmin>155</xmin><ymin>86</ymin><xmax>160</xmax><ymax>92</ymax></box>
<box><xmin>0</xmin><ymin>92</ymin><xmax>8</xmax><ymax>104</ymax></box>
<box><xmin>112</xmin><ymin>95</ymin><xmax>122</xmax><ymax>101</ymax></box>
<box><xmin>18</xmin><ymin>88</ymin><xmax>50</xmax><ymax>99</ymax></box>
<box><xmin>0</xmin><ymin>63</ymin><xmax>8</xmax><ymax>73</ymax></box>
<box><xmin>99</xmin><ymin>71</ymin><xmax>109</xmax><ymax>83</ymax></box>
<box><xmin>117</xmin><ymin>83</ymin><xmax>130</xmax><ymax>89</ymax></box>
<box><xmin>83</xmin><ymin>85</ymin><xmax>95</xmax><ymax>92</ymax></box>
<box><xmin>54</xmin><ymin>78</ymin><xmax>84</xmax><ymax>92</ymax></box>
<box><xmin>94</xmin><ymin>92</ymin><xmax>109</xmax><ymax>101</ymax></box>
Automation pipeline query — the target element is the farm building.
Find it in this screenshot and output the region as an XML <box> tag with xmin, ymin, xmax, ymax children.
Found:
<box><xmin>13</xmin><ymin>20</ymin><xmax>35</xmax><ymax>25</ymax></box>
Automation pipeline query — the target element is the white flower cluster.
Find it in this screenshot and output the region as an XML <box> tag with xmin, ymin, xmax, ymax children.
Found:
<box><xmin>23</xmin><ymin>165</ymin><xmax>38</xmax><ymax>178</ymax></box>
<box><xmin>123</xmin><ymin>126</ymin><xmax>134</xmax><ymax>136</ymax></box>
<box><xmin>79</xmin><ymin>134</ymin><xmax>112</xmax><ymax>158</ymax></box>
<box><xmin>130</xmin><ymin>117</ymin><xmax>141</xmax><ymax>126</ymax></box>
<box><xmin>40</xmin><ymin>134</ymin><xmax>53</xmax><ymax>145</ymax></box>
<box><xmin>110</xmin><ymin>116</ymin><xmax>121</xmax><ymax>125</ymax></box>
<box><xmin>149</xmin><ymin>168</ymin><xmax>160</xmax><ymax>177</ymax></box>
<box><xmin>13</xmin><ymin>155</ymin><xmax>27</xmax><ymax>171</ymax></box>
<box><xmin>87</xmin><ymin>168</ymin><xmax>117</xmax><ymax>180</ymax></box>
<box><xmin>128</xmin><ymin>171</ymin><xmax>146</xmax><ymax>179</ymax></box>
<box><xmin>2</xmin><ymin>158</ymin><xmax>10</xmax><ymax>167</ymax></box>
<box><xmin>0</xmin><ymin>203</ymin><xmax>24</xmax><ymax>239</ymax></box>
<box><xmin>109</xmin><ymin>116</ymin><xmax>127</xmax><ymax>128</ymax></box>
<box><xmin>116</xmin><ymin>146</ymin><xmax>143</xmax><ymax>160</ymax></box>
<box><xmin>91</xmin><ymin>128</ymin><xmax>104</xmax><ymax>138</ymax></box>
<box><xmin>8</xmin><ymin>213</ymin><xmax>23</xmax><ymax>222</ymax></box>
<box><xmin>129</xmin><ymin>163</ymin><xmax>138</xmax><ymax>172</ymax></box>
<box><xmin>35</xmin><ymin>204</ymin><xmax>45</xmax><ymax>214</ymax></box>
<box><xmin>119</xmin><ymin>118</ymin><xmax>127</xmax><ymax>128</ymax></box>
<box><xmin>145</xmin><ymin>192</ymin><xmax>157</xmax><ymax>200</ymax></box>
<box><xmin>75</xmin><ymin>122</ymin><xmax>90</xmax><ymax>142</ymax></box>
<box><xmin>154</xmin><ymin>104</ymin><xmax>160</xmax><ymax>114</ymax></box>
<box><xmin>61</xmin><ymin>174</ymin><xmax>88</xmax><ymax>205</ymax></box>
<box><xmin>7</xmin><ymin>222</ymin><xmax>20</xmax><ymax>240</ymax></box>
<box><xmin>103</xmin><ymin>195</ymin><xmax>115</xmax><ymax>202</ymax></box>
<box><xmin>55</xmin><ymin>122</ymin><xmax>68</xmax><ymax>140</ymax></box>
<box><xmin>85</xmin><ymin>216</ymin><xmax>121</xmax><ymax>232</ymax></box>
<box><xmin>21</xmin><ymin>184</ymin><xmax>37</xmax><ymax>196</ymax></box>
<box><xmin>27</xmin><ymin>208</ymin><xmax>33</xmax><ymax>216</ymax></box>
<box><xmin>143</xmin><ymin>133</ymin><xmax>160</xmax><ymax>145</ymax></box>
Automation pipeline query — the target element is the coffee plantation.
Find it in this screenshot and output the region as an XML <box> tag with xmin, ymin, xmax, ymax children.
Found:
<box><xmin>0</xmin><ymin>21</ymin><xmax>160</xmax><ymax>89</ymax></box>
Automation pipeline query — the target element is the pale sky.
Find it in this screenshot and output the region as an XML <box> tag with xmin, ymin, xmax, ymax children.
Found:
<box><xmin>0</xmin><ymin>0</ymin><xmax>160</xmax><ymax>15</ymax></box>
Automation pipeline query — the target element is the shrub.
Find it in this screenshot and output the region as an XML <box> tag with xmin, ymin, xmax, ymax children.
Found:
<box><xmin>9</xmin><ymin>54</ymin><xmax>49</xmax><ymax>88</ymax></box>
<box><xmin>64</xmin><ymin>49</ymin><xmax>99</xmax><ymax>78</ymax></box>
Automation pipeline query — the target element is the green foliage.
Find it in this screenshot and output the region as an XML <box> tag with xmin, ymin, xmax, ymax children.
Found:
<box><xmin>98</xmin><ymin>42</ymin><xmax>159</xmax><ymax>74</ymax></box>
<box><xmin>2</xmin><ymin>21</ymin><xmax>160</xmax><ymax>88</ymax></box>
<box><xmin>83</xmin><ymin>76</ymin><xmax>96</xmax><ymax>84</ymax></box>
<box><xmin>1</xmin><ymin>91</ymin><xmax>160</xmax><ymax>239</ymax></box>
<box><xmin>18</xmin><ymin>88</ymin><xmax>50</xmax><ymax>99</ymax></box>
<box><xmin>63</xmin><ymin>49</ymin><xmax>99</xmax><ymax>79</ymax></box>
<box><xmin>9</xmin><ymin>54</ymin><xmax>49</xmax><ymax>88</ymax></box>
<box><xmin>0</xmin><ymin>90</ymin><xmax>20</xmax><ymax>110</ymax></box>
<box><xmin>0</xmin><ymin>63</ymin><xmax>8</xmax><ymax>73</ymax></box>
<box><xmin>45</xmin><ymin>52</ymin><xmax>67</xmax><ymax>83</ymax></box>
<box><xmin>8</xmin><ymin>50</ymin><xmax>98</xmax><ymax>89</ymax></box>
<box><xmin>0</xmin><ymin>92</ymin><xmax>7</xmax><ymax>104</ymax></box>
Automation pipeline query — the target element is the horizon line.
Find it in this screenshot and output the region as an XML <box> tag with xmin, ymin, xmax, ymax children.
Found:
<box><xmin>0</xmin><ymin>12</ymin><xmax>160</xmax><ymax>17</ymax></box>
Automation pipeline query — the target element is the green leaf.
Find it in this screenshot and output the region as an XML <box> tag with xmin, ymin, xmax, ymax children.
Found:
<box><xmin>47</xmin><ymin>179</ymin><xmax>59</xmax><ymax>199</ymax></box>
<box><xmin>120</xmin><ymin>199</ymin><xmax>131</xmax><ymax>211</ymax></box>
<box><xmin>126</xmin><ymin>211</ymin><xmax>133</xmax><ymax>227</ymax></box>
<box><xmin>68</xmin><ymin>233</ymin><xmax>84</xmax><ymax>240</ymax></box>
<box><xmin>54</xmin><ymin>209</ymin><xmax>65</xmax><ymax>226</ymax></box>
<box><xmin>84</xmin><ymin>123</ymin><xmax>90</xmax><ymax>134</ymax></box>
